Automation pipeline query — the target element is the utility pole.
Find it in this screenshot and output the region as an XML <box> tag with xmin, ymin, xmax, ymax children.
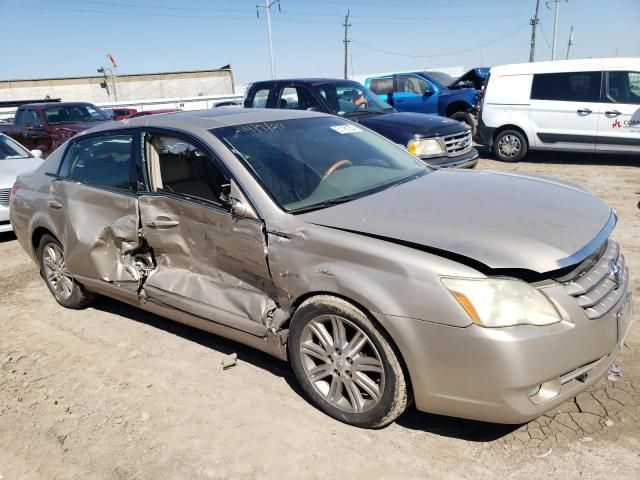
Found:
<box><xmin>565</xmin><ymin>25</ymin><xmax>574</xmax><ymax>59</ymax></box>
<box><xmin>529</xmin><ymin>0</ymin><xmax>540</xmax><ymax>62</ymax></box>
<box><xmin>547</xmin><ymin>0</ymin><xmax>567</xmax><ymax>61</ymax></box>
<box><xmin>256</xmin><ymin>0</ymin><xmax>281</xmax><ymax>79</ymax></box>
<box><xmin>343</xmin><ymin>10</ymin><xmax>351</xmax><ymax>79</ymax></box>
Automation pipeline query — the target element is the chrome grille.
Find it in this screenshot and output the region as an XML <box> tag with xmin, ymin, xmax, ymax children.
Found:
<box><xmin>0</xmin><ymin>188</ymin><xmax>10</xmax><ymax>208</ymax></box>
<box><xmin>561</xmin><ymin>239</ymin><xmax>628</xmax><ymax>319</ymax></box>
<box><xmin>443</xmin><ymin>130</ymin><xmax>473</xmax><ymax>157</ymax></box>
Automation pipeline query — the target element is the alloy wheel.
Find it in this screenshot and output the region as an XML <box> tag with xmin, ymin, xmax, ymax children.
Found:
<box><xmin>42</xmin><ymin>243</ymin><xmax>73</xmax><ymax>301</ymax></box>
<box><xmin>299</xmin><ymin>314</ymin><xmax>385</xmax><ymax>413</ymax></box>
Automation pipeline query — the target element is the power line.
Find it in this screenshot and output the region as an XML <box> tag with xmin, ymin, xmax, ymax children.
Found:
<box><xmin>351</xmin><ymin>24</ymin><xmax>529</xmax><ymax>59</ymax></box>
<box><xmin>538</xmin><ymin>21</ymin><xmax>553</xmax><ymax>50</ymax></box>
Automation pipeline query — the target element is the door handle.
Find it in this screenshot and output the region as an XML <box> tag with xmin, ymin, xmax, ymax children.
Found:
<box><xmin>395</xmin><ymin>99</ymin><xmax>405</xmax><ymax>103</ymax></box>
<box><xmin>146</xmin><ymin>219</ymin><xmax>180</xmax><ymax>228</ymax></box>
<box><xmin>605</xmin><ymin>110</ymin><xmax>621</xmax><ymax>116</ymax></box>
<box><xmin>577</xmin><ymin>109</ymin><xmax>592</xmax><ymax>115</ymax></box>
<box><xmin>48</xmin><ymin>200</ymin><xmax>63</xmax><ymax>210</ymax></box>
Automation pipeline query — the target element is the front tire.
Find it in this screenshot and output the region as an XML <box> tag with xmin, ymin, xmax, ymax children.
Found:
<box><xmin>450</xmin><ymin>111</ymin><xmax>476</xmax><ymax>135</ymax></box>
<box><xmin>493</xmin><ymin>129</ymin><xmax>528</xmax><ymax>162</ymax></box>
<box><xmin>38</xmin><ymin>234</ymin><xmax>95</xmax><ymax>309</ymax></box>
<box><xmin>289</xmin><ymin>295</ymin><xmax>408</xmax><ymax>428</ymax></box>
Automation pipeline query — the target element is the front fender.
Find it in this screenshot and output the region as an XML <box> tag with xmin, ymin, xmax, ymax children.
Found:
<box><xmin>266</xmin><ymin>222</ymin><xmax>480</xmax><ymax>329</ymax></box>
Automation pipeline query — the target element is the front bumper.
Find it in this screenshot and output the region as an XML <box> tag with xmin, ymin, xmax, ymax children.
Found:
<box><xmin>374</xmin><ymin>280</ymin><xmax>633</xmax><ymax>424</ymax></box>
<box><xmin>422</xmin><ymin>147</ymin><xmax>479</xmax><ymax>169</ymax></box>
<box><xmin>0</xmin><ymin>206</ymin><xmax>11</xmax><ymax>233</ymax></box>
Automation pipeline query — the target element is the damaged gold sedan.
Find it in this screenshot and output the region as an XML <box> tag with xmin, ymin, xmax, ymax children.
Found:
<box><xmin>10</xmin><ymin>110</ymin><xmax>633</xmax><ymax>428</ymax></box>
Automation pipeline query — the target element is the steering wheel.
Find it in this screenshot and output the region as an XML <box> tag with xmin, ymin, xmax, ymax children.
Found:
<box><xmin>323</xmin><ymin>159</ymin><xmax>353</xmax><ymax>179</ymax></box>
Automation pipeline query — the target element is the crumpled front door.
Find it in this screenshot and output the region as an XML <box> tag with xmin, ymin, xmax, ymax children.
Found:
<box><xmin>138</xmin><ymin>194</ymin><xmax>275</xmax><ymax>337</ymax></box>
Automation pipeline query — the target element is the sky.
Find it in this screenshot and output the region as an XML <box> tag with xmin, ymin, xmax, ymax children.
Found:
<box><xmin>0</xmin><ymin>0</ymin><xmax>639</xmax><ymax>85</ymax></box>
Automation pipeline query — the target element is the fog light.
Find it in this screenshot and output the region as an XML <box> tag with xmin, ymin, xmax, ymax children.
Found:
<box><xmin>528</xmin><ymin>378</ymin><xmax>561</xmax><ymax>405</ymax></box>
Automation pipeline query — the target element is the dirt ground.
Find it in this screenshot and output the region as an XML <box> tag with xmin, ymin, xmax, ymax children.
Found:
<box><xmin>1</xmin><ymin>150</ymin><xmax>639</xmax><ymax>480</ymax></box>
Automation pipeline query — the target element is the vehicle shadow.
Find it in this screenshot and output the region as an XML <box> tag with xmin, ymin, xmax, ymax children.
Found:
<box><xmin>0</xmin><ymin>231</ymin><xmax>17</xmax><ymax>243</ymax></box>
<box><xmin>93</xmin><ymin>296</ymin><xmax>520</xmax><ymax>442</ymax></box>
<box><xmin>396</xmin><ymin>405</ymin><xmax>521</xmax><ymax>442</ymax></box>
<box><xmin>477</xmin><ymin>146</ymin><xmax>640</xmax><ymax>167</ymax></box>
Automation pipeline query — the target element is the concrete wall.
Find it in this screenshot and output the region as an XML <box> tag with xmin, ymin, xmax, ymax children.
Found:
<box><xmin>0</xmin><ymin>69</ymin><xmax>235</xmax><ymax>103</ymax></box>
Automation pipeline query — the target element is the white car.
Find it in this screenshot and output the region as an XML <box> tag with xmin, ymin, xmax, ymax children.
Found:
<box><xmin>0</xmin><ymin>133</ymin><xmax>43</xmax><ymax>233</ymax></box>
<box><xmin>477</xmin><ymin>58</ymin><xmax>640</xmax><ymax>161</ymax></box>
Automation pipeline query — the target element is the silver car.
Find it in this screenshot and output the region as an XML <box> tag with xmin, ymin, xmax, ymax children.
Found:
<box><xmin>0</xmin><ymin>133</ymin><xmax>43</xmax><ymax>233</ymax></box>
<box><xmin>10</xmin><ymin>109</ymin><xmax>633</xmax><ymax>428</ymax></box>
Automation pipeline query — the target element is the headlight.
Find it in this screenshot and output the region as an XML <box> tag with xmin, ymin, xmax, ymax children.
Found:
<box><xmin>441</xmin><ymin>277</ymin><xmax>561</xmax><ymax>328</ymax></box>
<box><xmin>407</xmin><ymin>138</ymin><xmax>444</xmax><ymax>158</ymax></box>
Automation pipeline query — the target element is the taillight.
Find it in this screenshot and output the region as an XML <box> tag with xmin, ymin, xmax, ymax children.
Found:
<box><xmin>10</xmin><ymin>181</ymin><xmax>19</xmax><ymax>200</ymax></box>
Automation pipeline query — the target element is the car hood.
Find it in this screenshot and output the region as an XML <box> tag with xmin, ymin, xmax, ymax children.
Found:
<box><xmin>298</xmin><ymin>169</ymin><xmax>614</xmax><ymax>274</ymax></box>
<box><xmin>0</xmin><ymin>157</ymin><xmax>44</xmax><ymax>187</ymax></box>
<box><xmin>356</xmin><ymin>112</ymin><xmax>465</xmax><ymax>140</ymax></box>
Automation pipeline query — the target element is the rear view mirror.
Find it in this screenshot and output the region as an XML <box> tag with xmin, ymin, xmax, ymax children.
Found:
<box><xmin>30</xmin><ymin>149</ymin><xmax>43</xmax><ymax>158</ymax></box>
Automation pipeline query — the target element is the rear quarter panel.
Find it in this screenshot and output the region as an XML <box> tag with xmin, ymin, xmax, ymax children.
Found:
<box><xmin>482</xmin><ymin>73</ymin><xmax>534</xmax><ymax>142</ymax></box>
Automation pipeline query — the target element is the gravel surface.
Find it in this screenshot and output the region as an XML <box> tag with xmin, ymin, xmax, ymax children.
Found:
<box><xmin>1</xmin><ymin>150</ymin><xmax>639</xmax><ymax>479</ymax></box>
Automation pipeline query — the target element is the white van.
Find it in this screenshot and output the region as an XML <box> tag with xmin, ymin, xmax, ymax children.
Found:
<box><xmin>477</xmin><ymin>58</ymin><xmax>640</xmax><ymax>161</ymax></box>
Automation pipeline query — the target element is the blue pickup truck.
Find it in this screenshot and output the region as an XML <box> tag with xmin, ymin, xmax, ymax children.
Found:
<box><xmin>364</xmin><ymin>70</ymin><xmax>483</xmax><ymax>132</ymax></box>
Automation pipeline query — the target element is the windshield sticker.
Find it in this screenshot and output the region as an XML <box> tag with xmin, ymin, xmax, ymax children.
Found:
<box><xmin>233</xmin><ymin>122</ymin><xmax>286</xmax><ymax>136</ymax></box>
<box><xmin>330</xmin><ymin>125</ymin><xmax>363</xmax><ymax>134</ymax></box>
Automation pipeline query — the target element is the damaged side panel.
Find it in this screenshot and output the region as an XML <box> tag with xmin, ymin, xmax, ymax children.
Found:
<box><xmin>265</xmin><ymin>222</ymin><xmax>483</xmax><ymax>330</ymax></box>
<box><xmin>137</xmin><ymin>194</ymin><xmax>278</xmax><ymax>337</ymax></box>
<box><xmin>50</xmin><ymin>180</ymin><xmax>142</xmax><ymax>283</ymax></box>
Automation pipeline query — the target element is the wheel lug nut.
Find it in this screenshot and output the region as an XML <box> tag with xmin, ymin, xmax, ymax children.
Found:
<box><xmin>346</xmin><ymin>357</ymin><xmax>352</xmax><ymax>363</ymax></box>
<box><xmin>335</xmin><ymin>348</ymin><xmax>341</xmax><ymax>355</ymax></box>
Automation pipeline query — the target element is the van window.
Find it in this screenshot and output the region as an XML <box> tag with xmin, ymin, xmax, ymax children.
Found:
<box><xmin>606</xmin><ymin>71</ymin><xmax>640</xmax><ymax>105</ymax></box>
<box><xmin>531</xmin><ymin>72</ymin><xmax>602</xmax><ymax>102</ymax></box>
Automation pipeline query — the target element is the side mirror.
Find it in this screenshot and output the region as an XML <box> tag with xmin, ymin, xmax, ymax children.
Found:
<box><xmin>30</xmin><ymin>149</ymin><xmax>43</xmax><ymax>158</ymax></box>
<box><xmin>224</xmin><ymin>180</ymin><xmax>259</xmax><ymax>220</ymax></box>
<box><xmin>423</xmin><ymin>88</ymin><xmax>434</xmax><ymax>97</ymax></box>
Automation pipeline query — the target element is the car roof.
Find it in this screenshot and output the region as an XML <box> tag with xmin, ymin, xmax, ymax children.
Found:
<box><xmin>490</xmin><ymin>57</ymin><xmax>640</xmax><ymax>76</ymax></box>
<box><xmin>80</xmin><ymin>108</ymin><xmax>331</xmax><ymax>135</ymax></box>
<box><xmin>251</xmin><ymin>78</ymin><xmax>360</xmax><ymax>86</ymax></box>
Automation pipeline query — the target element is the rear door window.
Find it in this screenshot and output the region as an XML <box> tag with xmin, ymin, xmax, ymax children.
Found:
<box><xmin>247</xmin><ymin>87</ymin><xmax>271</xmax><ymax>108</ymax></box>
<box><xmin>368</xmin><ymin>78</ymin><xmax>393</xmax><ymax>95</ymax></box>
<box><xmin>60</xmin><ymin>134</ymin><xmax>136</xmax><ymax>192</ymax></box>
<box><xmin>530</xmin><ymin>71</ymin><xmax>602</xmax><ymax>102</ymax></box>
<box><xmin>278</xmin><ymin>86</ymin><xmax>321</xmax><ymax>110</ymax></box>
<box><xmin>606</xmin><ymin>71</ymin><xmax>640</xmax><ymax>105</ymax></box>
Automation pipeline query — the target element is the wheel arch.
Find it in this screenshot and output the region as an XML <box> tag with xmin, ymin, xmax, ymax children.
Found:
<box><xmin>32</xmin><ymin>226</ymin><xmax>59</xmax><ymax>259</ymax></box>
<box><xmin>445</xmin><ymin>100</ymin><xmax>474</xmax><ymax>117</ymax></box>
<box><xmin>493</xmin><ymin>124</ymin><xmax>531</xmax><ymax>147</ymax></box>
<box><xmin>284</xmin><ymin>290</ymin><xmax>415</xmax><ymax>400</ymax></box>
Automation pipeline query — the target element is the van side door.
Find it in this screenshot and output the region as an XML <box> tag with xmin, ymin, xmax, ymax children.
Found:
<box><xmin>596</xmin><ymin>70</ymin><xmax>640</xmax><ymax>153</ymax></box>
<box><xmin>529</xmin><ymin>71</ymin><xmax>602</xmax><ymax>151</ymax></box>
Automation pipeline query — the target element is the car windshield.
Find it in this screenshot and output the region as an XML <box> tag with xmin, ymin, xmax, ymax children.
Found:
<box><xmin>423</xmin><ymin>71</ymin><xmax>456</xmax><ymax>87</ymax></box>
<box><xmin>43</xmin><ymin>105</ymin><xmax>108</xmax><ymax>125</ymax></box>
<box><xmin>213</xmin><ymin>117</ymin><xmax>428</xmax><ymax>213</ymax></box>
<box><xmin>316</xmin><ymin>82</ymin><xmax>394</xmax><ymax>117</ymax></box>
<box><xmin>0</xmin><ymin>134</ymin><xmax>32</xmax><ymax>160</ymax></box>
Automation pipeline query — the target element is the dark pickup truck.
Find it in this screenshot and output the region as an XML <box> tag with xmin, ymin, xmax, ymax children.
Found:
<box><xmin>243</xmin><ymin>79</ymin><xmax>478</xmax><ymax>169</ymax></box>
<box><xmin>0</xmin><ymin>102</ymin><xmax>110</xmax><ymax>157</ymax></box>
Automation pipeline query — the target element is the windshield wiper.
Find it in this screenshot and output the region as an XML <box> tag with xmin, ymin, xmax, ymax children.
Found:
<box><xmin>343</xmin><ymin>109</ymin><xmax>386</xmax><ymax>117</ymax></box>
<box><xmin>290</xmin><ymin>192</ymin><xmax>368</xmax><ymax>214</ymax></box>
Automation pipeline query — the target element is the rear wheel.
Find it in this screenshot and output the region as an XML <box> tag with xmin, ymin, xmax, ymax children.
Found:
<box><xmin>289</xmin><ymin>295</ymin><xmax>408</xmax><ymax>428</ymax></box>
<box><xmin>38</xmin><ymin>234</ymin><xmax>95</xmax><ymax>309</ymax></box>
<box><xmin>493</xmin><ymin>129</ymin><xmax>528</xmax><ymax>162</ymax></box>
